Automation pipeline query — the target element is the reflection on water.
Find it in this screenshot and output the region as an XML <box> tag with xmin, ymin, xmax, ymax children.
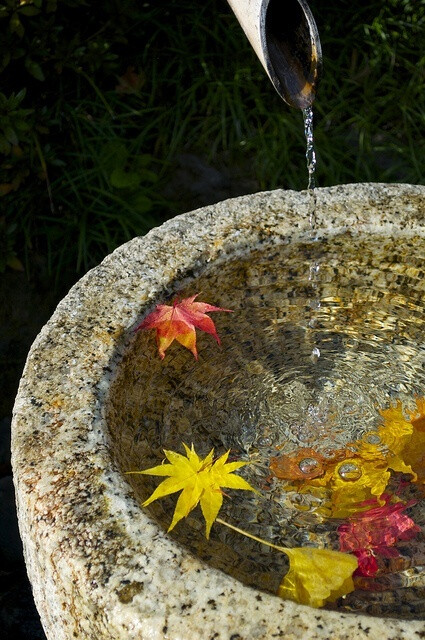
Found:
<box><xmin>108</xmin><ymin>231</ymin><xmax>425</xmax><ymax>619</ymax></box>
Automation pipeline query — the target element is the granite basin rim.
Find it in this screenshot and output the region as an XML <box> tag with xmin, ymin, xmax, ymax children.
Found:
<box><xmin>11</xmin><ymin>184</ymin><xmax>425</xmax><ymax>640</ymax></box>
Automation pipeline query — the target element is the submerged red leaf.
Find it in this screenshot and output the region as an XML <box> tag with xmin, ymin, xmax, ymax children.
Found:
<box><xmin>339</xmin><ymin>496</ymin><xmax>419</xmax><ymax>550</ymax></box>
<box><xmin>351</xmin><ymin>549</ymin><xmax>379</xmax><ymax>577</ymax></box>
<box><xmin>338</xmin><ymin>496</ymin><xmax>420</xmax><ymax>576</ymax></box>
<box><xmin>136</xmin><ymin>294</ymin><xmax>232</xmax><ymax>359</ymax></box>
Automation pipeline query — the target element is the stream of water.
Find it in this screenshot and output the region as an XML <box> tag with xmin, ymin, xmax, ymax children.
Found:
<box><xmin>303</xmin><ymin>106</ymin><xmax>321</xmax><ymax>362</ymax></box>
<box><xmin>302</xmin><ymin>106</ymin><xmax>317</xmax><ymax>228</ymax></box>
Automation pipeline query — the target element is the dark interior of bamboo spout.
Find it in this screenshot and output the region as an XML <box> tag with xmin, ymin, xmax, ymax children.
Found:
<box><xmin>264</xmin><ymin>0</ymin><xmax>322</xmax><ymax>109</ymax></box>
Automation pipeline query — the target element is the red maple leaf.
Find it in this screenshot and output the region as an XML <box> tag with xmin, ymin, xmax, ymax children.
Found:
<box><xmin>351</xmin><ymin>549</ymin><xmax>379</xmax><ymax>577</ymax></box>
<box><xmin>338</xmin><ymin>496</ymin><xmax>420</xmax><ymax>552</ymax></box>
<box><xmin>136</xmin><ymin>294</ymin><xmax>232</xmax><ymax>359</ymax></box>
<box><xmin>338</xmin><ymin>495</ymin><xmax>420</xmax><ymax>576</ymax></box>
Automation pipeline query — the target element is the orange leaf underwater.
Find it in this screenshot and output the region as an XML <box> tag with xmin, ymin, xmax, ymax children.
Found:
<box><xmin>269</xmin><ymin>447</ymin><xmax>347</xmax><ymax>482</ymax></box>
<box><xmin>136</xmin><ymin>294</ymin><xmax>232</xmax><ymax>359</ymax></box>
<box><xmin>269</xmin><ymin>448</ymin><xmax>327</xmax><ymax>481</ymax></box>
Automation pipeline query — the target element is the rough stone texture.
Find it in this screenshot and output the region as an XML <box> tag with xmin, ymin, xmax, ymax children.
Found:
<box><xmin>11</xmin><ymin>184</ymin><xmax>425</xmax><ymax>640</ymax></box>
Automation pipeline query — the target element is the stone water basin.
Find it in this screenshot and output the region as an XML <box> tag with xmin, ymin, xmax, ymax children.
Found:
<box><xmin>11</xmin><ymin>184</ymin><xmax>425</xmax><ymax>639</ymax></box>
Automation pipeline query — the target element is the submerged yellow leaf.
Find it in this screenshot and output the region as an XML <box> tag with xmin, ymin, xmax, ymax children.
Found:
<box><xmin>296</xmin><ymin>456</ymin><xmax>391</xmax><ymax>519</ymax></box>
<box><xmin>378</xmin><ymin>400</ymin><xmax>413</xmax><ymax>454</ymax></box>
<box><xmin>129</xmin><ymin>443</ymin><xmax>256</xmax><ymax>538</ymax></box>
<box><xmin>326</xmin><ymin>458</ymin><xmax>390</xmax><ymax>518</ymax></box>
<box><xmin>396</xmin><ymin>426</ymin><xmax>425</xmax><ymax>483</ymax></box>
<box><xmin>410</xmin><ymin>397</ymin><xmax>425</xmax><ymax>429</ymax></box>
<box><xmin>278</xmin><ymin>547</ymin><xmax>358</xmax><ymax>608</ymax></box>
<box><xmin>375</xmin><ymin>398</ymin><xmax>425</xmax><ymax>482</ymax></box>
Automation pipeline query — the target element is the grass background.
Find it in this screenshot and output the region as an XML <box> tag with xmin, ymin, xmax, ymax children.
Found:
<box><xmin>1</xmin><ymin>0</ymin><xmax>424</xmax><ymax>290</ymax></box>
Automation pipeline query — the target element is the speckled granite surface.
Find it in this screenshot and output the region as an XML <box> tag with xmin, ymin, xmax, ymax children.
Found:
<box><xmin>11</xmin><ymin>184</ymin><xmax>425</xmax><ymax>639</ymax></box>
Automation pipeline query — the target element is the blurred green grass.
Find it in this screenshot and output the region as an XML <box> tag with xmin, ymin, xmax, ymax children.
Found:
<box><xmin>2</xmin><ymin>0</ymin><xmax>424</xmax><ymax>288</ymax></box>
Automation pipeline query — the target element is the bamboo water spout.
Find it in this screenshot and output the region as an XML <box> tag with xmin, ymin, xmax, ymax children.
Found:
<box><xmin>227</xmin><ymin>0</ymin><xmax>322</xmax><ymax>109</ymax></box>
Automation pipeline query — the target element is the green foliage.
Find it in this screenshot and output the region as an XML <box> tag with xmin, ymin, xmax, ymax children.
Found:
<box><xmin>0</xmin><ymin>0</ymin><xmax>123</xmax><ymax>80</ymax></box>
<box><xmin>0</xmin><ymin>89</ymin><xmax>34</xmax><ymax>195</ymax></box>
<box><xmin>311</xmin><ymin>0</ymin><xmax>425</xmax><ymax>186</ymax></box>
<box><xmin>0</xmin><ymin>89</ymin><xmax>32</xmax><ymax>154</ymax></box>
<box><xmin>0</xmin><ymin>0</ymin><xmax>167</xmax><ymax>286</ymax></box>
<box><xmin>0</xmin><ymin>217</ymin><xmax>24</xmax><ymax>272</ymax></box>
<box><xmin>5</xmin><ymin>99</ymin><xmax>165</xmax><ymax>280</ymax></box>
<box><xmin>1</xmin><ymin>0</ymin><xmax>424</xmax><ymax>289</ymax></box>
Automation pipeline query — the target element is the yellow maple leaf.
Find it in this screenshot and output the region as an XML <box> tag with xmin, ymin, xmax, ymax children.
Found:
<box><xmin>128</xmin><ymin>443</ymin><xmax>256</xmax><ymax>538</ymax></box>
<box><xmin>331</xmin><ymin>458</ymin><xmax>390</xmax><ymax>503</ymax></box>
<box><xmin>294</xmin><ymin>456</ymin><xmax>390</xmax><ymax>519</ymax></box>
<box><xmin>353</xmin><ymin>435</ymin><xmax>415</xmax><ymax>479</ymax></box>
<box><xmin>373</xmin><ymin>399</ymin><xmax>425</xmax><ymax>481</ymax></box>
<box><xmin>410</xmin><ymin>397</ymin><xmax>425</xmax><ymax>428</ymax></box>
<box><xmin>378</xmin><ymin>401</ymin><xmax>413</xmax><ymax>454</ymax></box>
<box><xmin>396</xmin><ymin>399</ymin><xmax>425</xmax><ymax>481</ymax></box>
<box><xmin>278</xmin><ymin>547</ymin><xmax>358</xmax><ymax>608</ymax></box>
<box><xmin>352</xmin><ymin>437</ymin><xmax>386</xmax><ymax>462</ymax></box>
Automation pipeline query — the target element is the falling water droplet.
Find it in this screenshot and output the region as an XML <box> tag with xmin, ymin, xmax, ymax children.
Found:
<box><xmin>299</xmin><ymin>457</ymin><xmax>320</xmax><ymax>474</ymax></box>
<box><xmin>311</xmin><ymin>346</ymin><xmax>320</xmax><ymax>363</ymax></box>
<box><xmin>309</xmin><ymin>298</ymin><xmax>321</xmax><ymax>310</ymax></box>
<box><xmin>338</xmin><ymin>462</ymin><xmax>362</xmax><ymax>481</ymax></box>
<box><xmin>309</xmin><ymin>263</ymin><xmax>320</xmax><ymax>280</ymax></box>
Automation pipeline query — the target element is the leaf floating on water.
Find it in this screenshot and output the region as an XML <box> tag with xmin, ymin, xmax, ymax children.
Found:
<box><xmin>136</xmin><ymin>294</ymin><xmax>232</xmax><ymax>359</ymax></box>
<box><xmin>215</xmin><ymin>517</ymin><xmax>358</xmax><ymax>609</ymax></box>
<box><xmin>128</xmin><ymin>443</ymin><xmax>256</xmax><ymax>538</ymax></box>
<box><xmin>277</xmin><ymin>547</ymin><xmax>358</xmax><ymax>608</ymax></box>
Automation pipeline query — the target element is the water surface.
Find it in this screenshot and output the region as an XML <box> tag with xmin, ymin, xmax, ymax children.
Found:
<box><xmin>108</xmin><ymin>230</ymin><xmax>425</xmax><ymax>618</ymax></box>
